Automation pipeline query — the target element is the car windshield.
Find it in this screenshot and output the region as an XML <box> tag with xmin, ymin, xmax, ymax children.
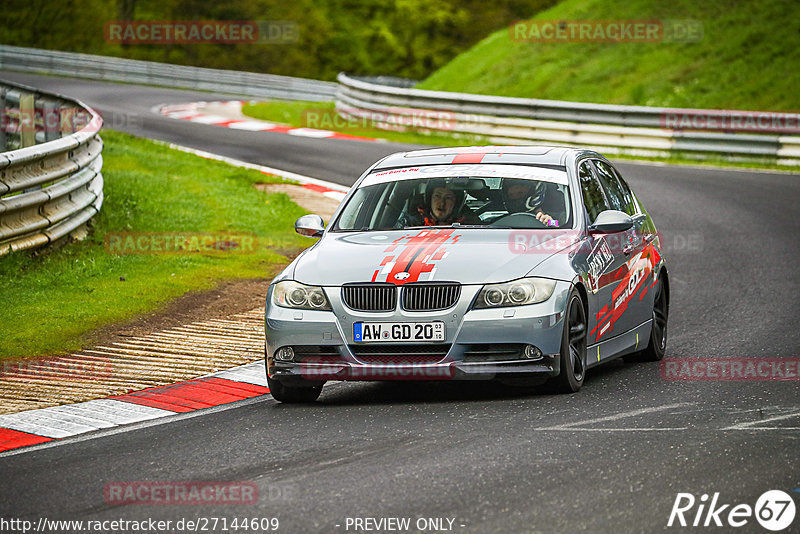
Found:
<box><xmin>332</xmin><ymin>165</ymin><xmax>573</xmax><ymax>231</ymax></box>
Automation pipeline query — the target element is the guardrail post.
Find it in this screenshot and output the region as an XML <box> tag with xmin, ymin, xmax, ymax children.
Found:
<box><xmin>19</xmin><ymin>92</ymin><xmax>41</xmax><ymax>193</ymax></box>
<box><xmin>0</xmin><ymin>87</ymin><xmax>6</xmax><ymax>152</ymax></box>
<box><xmin>19</xmin><ymin>92</ymin><xmax>35</xmax><ymax>148</ymax></box>
<box><xmin>43</xmin><ymin>100</ymin><xmax>60</xmax><ymax>142</ymax></box>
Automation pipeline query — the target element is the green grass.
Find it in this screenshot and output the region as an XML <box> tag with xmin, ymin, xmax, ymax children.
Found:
<box><xmin>241</xmin><ymin>101</ymin><xmax>489</xmax><ymax>147</ymax></box>
<box><xmin>0</xmin><ymin>130</ymin><xmax>310</xmax><ymax>360</ymax></box>
<box><xmin>417</xmin><ymin>0</ymin><xmax>800</xmax><ymax>111</ymax></box>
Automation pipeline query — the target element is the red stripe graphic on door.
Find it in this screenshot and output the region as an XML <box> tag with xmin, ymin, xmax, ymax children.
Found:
<box><xmin>590</xmin><ymin>243</ymin><xmax>661</xmax><ymax>341</ymax></box>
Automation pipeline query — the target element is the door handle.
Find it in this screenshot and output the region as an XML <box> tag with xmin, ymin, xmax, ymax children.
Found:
<box><xmin>623</xmin><ymin>244</ymin><xmax>634</xmax><ymax>255</ymax></box>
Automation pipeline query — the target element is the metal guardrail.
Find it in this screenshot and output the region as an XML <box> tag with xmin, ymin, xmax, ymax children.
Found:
<box><xmin>0</xmin><ymin>79</ymin><xmax>103</xmax><ymax>255</ymax></box>
<box><xmin>336</xmin><ymin>73</ymin><xmax>800</xmax><ymax>166</ymax></box>
<box><xmin>0</xmin><ymin>45</ymin><xmax>337</xmax><ymax>102</ymax></box>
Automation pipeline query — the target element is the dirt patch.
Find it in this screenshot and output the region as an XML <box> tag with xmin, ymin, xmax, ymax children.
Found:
<box><xmin>256</xmin><ymin>183</ymin><xmax>341</xmax><ymax>220</ymax></box>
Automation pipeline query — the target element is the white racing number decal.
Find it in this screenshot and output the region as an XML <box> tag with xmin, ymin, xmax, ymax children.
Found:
<box><xmin>586</xmin><ymin>240</ymin><xmax>614</xmax><ymax>292</ymax></box>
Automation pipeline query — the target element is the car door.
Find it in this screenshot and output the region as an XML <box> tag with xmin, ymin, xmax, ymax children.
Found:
<box><xmin>604</xmin><ymin>161</ymin><xmax>663</xmax><ymax>330</ymax></box>
<box><xmin>591</xmin><ymin>159</ymin><xmax>654</xmax><ymax>337</ymax></box>
<box><xmin>575</xmin><ymin>159</ymin><xmax>627</xmax><ymax>345</ymax></box>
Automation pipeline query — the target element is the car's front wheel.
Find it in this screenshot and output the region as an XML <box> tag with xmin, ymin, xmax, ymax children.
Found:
<box><xmin>553</xmin><ymin>289</ymin><xmax>587</xmax><ymax>393</ymax></box>
<box><xmin>267</xmin><ymin>374</ymin><xmax>323</xmax><ymax>403</ymax></box>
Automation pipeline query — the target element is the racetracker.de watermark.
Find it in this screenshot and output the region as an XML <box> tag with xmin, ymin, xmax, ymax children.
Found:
<box><xmin>104</xmin><ymin>20</ymin><xmax>298</xmax><ymax>44</ymax></box>
<box><xmin>507</xmin><ymin>230</ymin><xmax>703</xmax><ymax>255</ymax></box>
<box><xmin>104</xmin><ymin>482</ymin><xmax>258</xmax><ymax>505</ymax></box>
<box><xmin>104</xmin><ymin>232</ymin><xmax>258</xmax><ymax>255</ymax></box>
<box><xmin>1</xmin><ymin>356</ymin><xmax>112</xmax><ymax>381</ymax></box>
<box><xmin>0</xmin><ymin>106</ymin><xmax>114</xmax><ymax>135</ymax></box>
<box><xmin>302</xmin><ymin>107</ymin><xmax>456</xmax><ymax>132</ymax></box>
<box><xmin>299</xmin><ymin>356</ymin><xmax>456</xmax><ymax>381</ymax></box>
<box><xmin>660</xmin><ymin>358</ymin><xmax>800</xmax><ymax>381</ymax></box>
<box><xmin>661</xmin><ymin>110</ymin><xmax>800</xmax><ymax>134</ymax></box>
<box><xmin>510</xmin><ymin>19</ymin><xmax>703</xmax><ymax>43</ymax></box>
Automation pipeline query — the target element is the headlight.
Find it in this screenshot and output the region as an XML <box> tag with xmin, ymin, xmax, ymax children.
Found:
<box><xmin>473</xmin><ymin>278</ymin><xmax>556</xmax><ymax>309</ymax></box>
<box><xmin>273</xmin><ymin>281</ymin><xmax>331</xmax><ymax>310</ymax></box>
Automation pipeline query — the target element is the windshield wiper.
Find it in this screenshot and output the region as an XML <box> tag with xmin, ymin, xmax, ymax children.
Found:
<box><xmin>332</xmin><ymin>226</ymin><xmax>372</xmax><ymax>233</ymax></box>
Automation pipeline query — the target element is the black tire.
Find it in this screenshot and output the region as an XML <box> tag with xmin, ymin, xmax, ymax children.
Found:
<box><xmin>267</xmin><ymin>374</ymin><xmax>322</xmax><ymax>403</ymax></box>
<box><xmin>624</xmin><ymin>279</ymin><xmax>668</xmax><ymax>362</ymax></box>
<box><xmin>553</xmin><ymin>289</ymin><xmax>587</xmax><ymax>393</ymax></box>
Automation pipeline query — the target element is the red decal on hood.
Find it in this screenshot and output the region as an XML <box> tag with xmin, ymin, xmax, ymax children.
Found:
<box><xmin>374</xmin><ymin>229</ymin><xmax>461</xmax><ymax>285</ymax></box>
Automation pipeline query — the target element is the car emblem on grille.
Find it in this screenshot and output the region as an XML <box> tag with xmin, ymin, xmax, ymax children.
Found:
<box><xmin>394</xmin><ymin>272</ymin><xmax>410</xmax><ymax>280</ymax></box>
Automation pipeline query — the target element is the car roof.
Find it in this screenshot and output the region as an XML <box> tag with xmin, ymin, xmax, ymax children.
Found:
<box><xmin>372</xmin><ymin>145</ymin><xmax>600</xmax><ymax>171</ymax></box>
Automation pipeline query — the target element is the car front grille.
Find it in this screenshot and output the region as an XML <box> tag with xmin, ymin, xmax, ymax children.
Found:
<box><xmin>402</xmin><ymin>283</ymin><xmax>461</xmax><ymax>311</ymax></box>
<box><xmin>341</xmin><ymin>284</ymin><xmax>396</xmax><ymax>312</ymax></box>
<box><xmin>349</xmin><ymin>344</ymin><xmax>451</xmax><ymax>364</ymax></box>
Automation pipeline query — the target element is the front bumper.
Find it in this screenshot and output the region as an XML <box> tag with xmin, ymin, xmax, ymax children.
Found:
<box><xmin>269</xmin><ymin>352</ymin><xmax>562</xmax><ymax>382</ymax></box>
<box><xmin>265</xmin><ymin>281</ymin><xmax>571</xmax><ymax>382</ymax></box>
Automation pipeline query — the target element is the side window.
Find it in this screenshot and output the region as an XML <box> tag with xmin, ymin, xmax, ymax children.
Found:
<box><xmin>607</xmin><ymin>164</ymin><xmax>639</xmax><ymax>215</ymax></box>
<box><xmin>578</xmin><ymin>161</ymin><xmax>607</xmax><ymax>223</ymax></box>
<box><xmin>593</xmin><ymin>160</ymin><xmax>634</xmax><ymax>215</ymax></box>
<box><xmin>336</xmin><ymin>188</ymin><xmax>368</xmax><ymax>229</ymax></box>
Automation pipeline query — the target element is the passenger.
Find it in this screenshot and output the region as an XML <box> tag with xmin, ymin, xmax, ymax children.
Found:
<box><xmin>501</xmin><ymin>178</ymin><xmax>558</xmax><ymax>226</ymax></box>
<box><xmin>395</xmin><ymin>179</ymin><xmax>478</xmax><ymax>228</ymax></box>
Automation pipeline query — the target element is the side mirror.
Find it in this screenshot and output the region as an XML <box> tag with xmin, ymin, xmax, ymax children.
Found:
<box><xmin>589</xmin><ymin>210</ymin><xmax>634</xmax><ymax>233</ymax></box>
<box><xmin>295</xmin><ymin>214</ymin><xmax>325</xmax><ymax>238</ymax></box>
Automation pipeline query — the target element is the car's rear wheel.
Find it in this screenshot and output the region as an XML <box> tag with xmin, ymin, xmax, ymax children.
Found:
<box><xmin>553</xmin><ymin>289</ymin><xmax>587</xmax><ymax>393</ymax></box>
<box><xmin>625</xmin><ymin>279</ymin><xmax>668</xmax><ymax>362</ymax></box>
<box><xmin>267</xmin><ymin>374</ymin><xmax>323</xmax><ymax>403</ymax></box>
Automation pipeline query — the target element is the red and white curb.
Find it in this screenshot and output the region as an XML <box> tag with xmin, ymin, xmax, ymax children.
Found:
<box><xmin>158</xmin><ymin>100</ymin><xmax>377</xmax><ymax>143</ymax></box>
<box><xmin>165</xmin><ymin>142</ymin><xmax>350</xmax><ymax>202</ymax></box>
<box><xmin>0</xmin><ymin>361</ymin><xmax>268</xmax><ymax>453</ymax></box>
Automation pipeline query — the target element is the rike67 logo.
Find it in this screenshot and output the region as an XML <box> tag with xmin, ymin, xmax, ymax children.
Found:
<box><xmin>668</xmin><ymin>490</ymin><xmax>796</xmax><ymax>531</ymax></box>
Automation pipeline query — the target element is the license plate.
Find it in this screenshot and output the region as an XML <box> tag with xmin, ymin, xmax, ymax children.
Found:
<box><xmin>353</xmin><ymin>322</ymin><xmax>445</xmax><ymax>342</ymax></box>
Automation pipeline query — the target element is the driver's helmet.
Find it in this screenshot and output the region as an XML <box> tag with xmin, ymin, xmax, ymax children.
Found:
<box><xmin>501</xmin><ymin>178</ymin><xmax>546</xmax><ymax>213</ymax></box>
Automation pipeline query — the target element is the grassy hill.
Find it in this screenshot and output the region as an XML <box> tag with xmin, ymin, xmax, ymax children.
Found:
<box><xmin>417</xmin><ymin>0</ymin><xmax>800</xmax><ymax>111</ymax></box>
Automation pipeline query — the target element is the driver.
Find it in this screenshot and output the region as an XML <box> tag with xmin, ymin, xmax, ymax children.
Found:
<box><xmin>501</xmin><ymin>178</ymin><xmax>558</xmax><ymax>226</ymax></box>
<box><xmin>395</xmin><ymin>179</ymin><xmax>478</xmax><ymax>228</ymax></box>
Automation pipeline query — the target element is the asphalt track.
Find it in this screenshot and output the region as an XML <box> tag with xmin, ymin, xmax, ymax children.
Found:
<box><xmin>1</xmin><ymin>72</ymin><xmax>798</xmax><ymax>533</ymax></box>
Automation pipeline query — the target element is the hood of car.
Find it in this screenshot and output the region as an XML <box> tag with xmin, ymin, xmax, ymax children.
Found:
<box><xmin>292</xmin><ymin>228</ymin><xmax>579</xmax><ymax>286</ymax></box>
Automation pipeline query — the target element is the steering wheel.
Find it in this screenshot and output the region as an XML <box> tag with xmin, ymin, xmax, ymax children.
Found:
<box><xmin>491</xmin><ymin>212</ymin><xmax>549</xmax><ymax>228</ymax></box>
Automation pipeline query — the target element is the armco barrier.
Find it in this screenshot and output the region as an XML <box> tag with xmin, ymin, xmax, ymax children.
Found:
<box><xmin>0</xmin><ymin>45</ymin><xmax>337</xmax><ymax>102</ymax></box>
<box><xmin>0</xmin><ymin>79</ymin><xmax>103</xmax><ymax>255</ymax></box>
<box><xmin>3</xmin><ymin>47</ymin><xmax>796</xmax><ymax>165</ymax></box>
<box><xmin>336</xmin><ymin>74</ymin><xmax>800</xmax><ymax>165</ymax></box>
